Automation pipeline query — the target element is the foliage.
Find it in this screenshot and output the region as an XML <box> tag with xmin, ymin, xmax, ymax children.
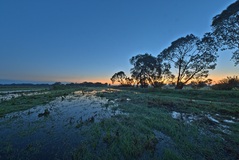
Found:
<box><xmin>130</xmin><ymin>53</ymin><xmax>172</xmax><ymax>88</ymax></box>
<box><xmin>130</xmin><ymin>53</ymin><xmax>161</xmax><ymax>88</ymax></box>
<box><xmin>189</xmin><ymin>79</ymin><xmax>212</xmax><ymax>89</ymax></box>
<box><xmin>52</xmin><ymin>82</ymin><xmax>64</xmax><ymax>90</ymax></box>
<box><xmin>110</xmin><ymin>71</ymin><xmax>133</xmax><ymax>86</ymax></box>
<box><xmin>212</xmin><ymin>0</ymin><xmax>239</xmax><ymax>65</ymax></box>
<box><xmin>111</xmin><ymin>71</ymin><xmax>127</xmax><ymax>84</ymax></box>
<box><xmin>212</xmin><ymin>76</ymin><xmax>239</xmax><ymax>90</ymax></box>
<box><xmin>158</xmin><ymin>34</ymin><xmax>218</xmax><ymax>89</ymax></box>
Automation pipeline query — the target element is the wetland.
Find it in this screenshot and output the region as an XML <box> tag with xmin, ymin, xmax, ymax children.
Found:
<box><xmin>0</xmin><ymin>86</ymin><xmax>239</xmax><ymax>159</ymax></box>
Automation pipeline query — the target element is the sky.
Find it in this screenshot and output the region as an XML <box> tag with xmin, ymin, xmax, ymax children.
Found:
<box><xmin>0</xmin><ymin>0</ymin><xmax>238</xmax><ymax>84</ymax></box>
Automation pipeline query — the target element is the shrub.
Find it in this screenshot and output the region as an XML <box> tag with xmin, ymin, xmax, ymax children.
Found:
<box><xmin>212</xmin><ymin>76</ymin><xmax>239</xmax><ymax>90</ymax></box>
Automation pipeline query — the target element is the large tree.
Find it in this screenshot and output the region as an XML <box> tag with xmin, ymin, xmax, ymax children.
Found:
<box><xmin>130</xmin><ymin>53</ymin><xmax>162</xmax><ymax>88</ymax></box>
<box><xmin>158</xmin><ymin>34</ymin><xmax>218</xmax><ymax>89</ymax></box>
<box><xmin>212</xmin><ymin>0</ymin><xmax>239</xmax><ymax>65</ymax></box>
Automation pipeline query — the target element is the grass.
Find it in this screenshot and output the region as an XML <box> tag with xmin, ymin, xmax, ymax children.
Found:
<box><xmin>117</xmin><ymin>87</ymin><xmax>239</xmax><ymax>116</ymax></box>
<box><xmin>0</xmin><ymin>86</ymin><xmax>239</xmax><ymax>159</ymax></box>
<box><xmin>0</xmin><ymin>88</ymin><xmax>82</xmax><ymax>117</ymax></box>
<box><xmin>71</xmin><ymin>87</ymin><xmax>239</xmax><ymax>159</ymax></box>
<box><xmin>0</xmin><ymin>86</ymin><xmax>48</xmax><ymax>91</ymax></box>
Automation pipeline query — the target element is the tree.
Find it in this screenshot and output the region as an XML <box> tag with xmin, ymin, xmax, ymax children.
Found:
<box><xmin>125</xmin><ymin>77</ymin><xmax>134</xmax><ymax>86</ymax></box>
<box><xmin>111</xmin><ymin>71</ymin><xmax>127</xmax><ymax>85</ymax></box>
<box><xmin>130</xmin><ymin>53</ymin><xmax>162</xmax><ymax>88</ymax></box>
<box><xmin>212</xmin><ymin>76</ymin><xmax>239</xmax><ymax>90</ymax></box>
<box><xmin>212</xmin><ymin>0</ymin><xmax>239</xmax><ymax>65</ymax></box>
<box><xmin>190</xmin><ymin>79</ymin><xmax>212</xmax><ymax>89</ymax></box>
<box><xmin>158</xmin><ymin>34</ymin><xmax>218</xmax><ymax>89</ymax></box>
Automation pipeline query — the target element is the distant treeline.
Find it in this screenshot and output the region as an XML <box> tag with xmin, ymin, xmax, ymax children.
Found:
<box><xmin>51</xmin><ymin>82</ymin><xmax>108</xmax><ymax>90</ymax></box>
<box><xmin>0</xmin><ymin>83</ymin><xmax>51</xmax><ymax>88</ymax></box>
<box><xmin>0</xmin><ymin>82</ymin><xmax>108</xmax><ymax>90</ymax></box>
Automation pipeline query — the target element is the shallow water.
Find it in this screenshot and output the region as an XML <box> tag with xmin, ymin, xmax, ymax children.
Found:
<box><xmin>0</xmin><ymin>90</ymin><xmax>124</xmax><ymax>159</ymax></box>
<box><xmin>171</xmin><ymin>111</ymin><xmax>238</xmax><ymax>135</ymax></box>
<box><xmin>0</xmin><ymin>90</ymin><xmax>49</xmax><ymax>101</ymax></box>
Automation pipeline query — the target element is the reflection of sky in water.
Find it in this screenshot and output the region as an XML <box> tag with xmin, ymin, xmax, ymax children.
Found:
<box><xmin>171</xmin><ymin>111</ymin><xmax>237</xmax><ymax>135</ymax></box>
<box><xmin>0</xmin><ymin>90</ymin><xmax>49</xmax><ymax>101</ymax></box>
<box><xmin>0</xmin><ymin>90</ymin><xmax>124</xmax><ymax>159</ymax></box>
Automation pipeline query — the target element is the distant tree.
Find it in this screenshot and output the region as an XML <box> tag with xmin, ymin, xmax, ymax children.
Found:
<box><xmin>212</xmin><ymin>0</ymin><xmax>239</xmax><ymax>65</ymax></box>
<box><xmin>52</xmin><ymin>82</ymin><xmax>64</xmax><ymax>90</ymax></box>
<box><xmin>212</xmin><ymin>76</ymin><xmax>239</xmax><ymax>90</ymax></box>
<box><xmin>110</xmin><ymin>71</ymin><xmax>131</xmax><ymax>85</ymax></box>
<box><xmin>130</xmin><ymin>53</ymin><xmax>171</xmax><ymax>88</ymax></box>
<box><xmin>130</xmin><ymin>53</ymin><xmax>162</xmax><ymax>88</ymax></box>
<box><xmin>190</xmin><ymin>79</ymin><xmax>212</xmax><ymax>89</ymax></box>
<box><xmin>158</xmin><ymin>34</ymin><xmax>218</xmax><ymax>89</ymax></box>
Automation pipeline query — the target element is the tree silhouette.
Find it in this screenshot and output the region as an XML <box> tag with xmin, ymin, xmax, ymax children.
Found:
<box><xmin>190</xmin><ymin>79</ymin><xmax>212</xmax><ymax>89</ymax></box>
<box><xmin>111</xmin><ymin>71</ymin><xmax>127</xmax><ymax>85</ymax></box>
<box><xmin>130</xmin><ymin>53</ymin><xmax>162</xmax><ymax>88</ymax></box>
<box><xmin>212</xmin><ymin>76</ymin><xmax>239</xmax><ymax>90</ymax></box>
<box><xmin>212</xmin><ymin>0</ymin><xmax>239</xmax><ymax>65</ymax></box>
<box><xmin>158</xmin><ymin>34</ymin><xmax>218</xmax><ymax>89</ymax></box>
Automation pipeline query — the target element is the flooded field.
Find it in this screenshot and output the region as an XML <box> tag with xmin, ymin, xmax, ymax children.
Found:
<box><xmin>0</xmin><ymin>87</ymin><xmax>238</xmax><ymax>159</ymax></box>
<box><xmin>171</xmin><ymin>111</ymin><xmax>238</xmax><ymax>135</ymax></box>
<box><xmin>0</xmin><ymin>90</ymin><xmax>49</xmax><ymax>102</ymax></box>
<box><xmin>0</xmin><ymin>90</ymin><xmax>124</xmax><ymax>159</ymax></box>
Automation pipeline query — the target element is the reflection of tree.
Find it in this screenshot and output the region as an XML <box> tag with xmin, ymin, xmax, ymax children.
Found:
<box><xmin>212</xmin><ymin>0</ymin><xmax>239</xmax><ymax>65</ymax></box>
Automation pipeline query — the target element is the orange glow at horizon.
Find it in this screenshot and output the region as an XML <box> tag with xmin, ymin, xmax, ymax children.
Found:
<box><xmin>55</xmin><ymin>74</ymin><xmax>239</xmax><ymax>85</ymax></box>
<box><xmin>56</xmin><ymin>77</ymin><xmax>112</xmax><ymax>84</ymax></box>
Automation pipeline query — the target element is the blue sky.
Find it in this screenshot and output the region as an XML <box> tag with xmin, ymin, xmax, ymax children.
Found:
<box><xmin>0</xmin><ymin>0</ymin><xmax>237</xmax><ymax>83</ymax></box>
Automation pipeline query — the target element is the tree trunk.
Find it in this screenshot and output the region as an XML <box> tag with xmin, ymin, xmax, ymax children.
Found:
<box><xmin>175</xmin><ymin>82</ymin><xmax>184</xmax><ymax>89</ymax></box>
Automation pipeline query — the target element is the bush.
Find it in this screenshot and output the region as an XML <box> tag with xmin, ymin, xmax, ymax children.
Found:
<box><xmin>212</xmin><ymin>76</ymin><xmax>239</xmax><ymax>90</ymax></box>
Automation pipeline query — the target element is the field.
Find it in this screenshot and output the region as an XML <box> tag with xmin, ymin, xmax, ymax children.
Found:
<box><xmin>0</xmin><ymin>86</ymin><xmax>238</xmax><ymax>159</ymax></box>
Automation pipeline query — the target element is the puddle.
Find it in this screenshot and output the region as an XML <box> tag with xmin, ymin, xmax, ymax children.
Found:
<box><xmin>171</xmin><ymin>111</ymin><xmax>237</xmax><ymax>135</ymax></box>
<box><xmin>206</xmin><ymin>114</ymin><xmax>219</xmax><ymax>123</ymax></box>
<box><xmin>223</xmin><ymin>120</ymin><xmax>235</xmax><ymax>124</ymax></box>
<box><xmin>0</xmin><ymin>90</ymin><xmax>49</xmax><ymax>101</ymax></box>
<box><xmin>0</xmin><ymin>90</ymin><xmax>125</xmax><ymax>159</ymax></box>
<box><xmin>171</xmin><ymin>111</ymin><xmax>202</xmax><ymax>123</ymax></box>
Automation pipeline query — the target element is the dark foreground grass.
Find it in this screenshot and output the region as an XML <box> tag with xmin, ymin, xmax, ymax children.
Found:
<box><xmin>71</xmin><ymin>88</ymin><xmax>239</xmax><ymax>159</ymax></box>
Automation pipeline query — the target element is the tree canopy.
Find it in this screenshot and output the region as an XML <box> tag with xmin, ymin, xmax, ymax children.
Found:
<box><xmin>158</xmin><ymin>34</ymin><xmax>218</xmax><ymax>89</ymax></box>
<box><xmin>130</xmin><ymin>53</ymin><xmax>162</xmax><ymax>88</ymax></box>
<box><xmin>212</xmin><ymin>0</ymin><xmax>239</xmax><ymax>65</ymax></box>
<box><xmin>111</xmin><ymin>71</ymin><xmax>127</xmax><ymax>85</ymax></box>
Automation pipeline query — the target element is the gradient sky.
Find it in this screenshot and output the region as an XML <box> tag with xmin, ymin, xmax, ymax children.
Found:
<box><xmin>0</xmin><ymin>0</ymin><xmax>238</xmax><ymax>84</ymax></box>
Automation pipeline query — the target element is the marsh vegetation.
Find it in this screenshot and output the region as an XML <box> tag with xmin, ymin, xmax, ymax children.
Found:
<box><xmin>0</xmin><ymin>86</ymin><xmax>238</xmax><ymax>159</ymax></box>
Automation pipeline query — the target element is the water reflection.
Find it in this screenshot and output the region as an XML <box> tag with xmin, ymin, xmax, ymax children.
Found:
<box><xmin>0</xmin><ymin>90</ymin><xmax>125</xmax><ymax>159</ymax></box>
<box><xmin>0</xmin><ymin>90</ymin><xmax>49</xmax><ymax>101</ymax></box>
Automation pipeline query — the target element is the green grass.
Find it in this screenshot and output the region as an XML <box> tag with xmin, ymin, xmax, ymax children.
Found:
<box><xmin>0</xmin><ymin>86</ymin><xmax>48</xmax><ymax>91</ymax></box>
<box><xmin>1</xmin><ymin>86</ymin><xmax>239</xmax><ymax>159</ymax></box>
<box><xmin>110</xmin><ymin>87</ymin><xmax>239</xmax><ymax>116</ymax></box>
<box><xmin>0</xmin><ymin>88</ymin><xmax>79</xmax><ymax>116</ymax></box>
<box><xmin>71</xmin><ymin>87</ymin><xmax>239</xmax><ymax>159</ymax></box>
